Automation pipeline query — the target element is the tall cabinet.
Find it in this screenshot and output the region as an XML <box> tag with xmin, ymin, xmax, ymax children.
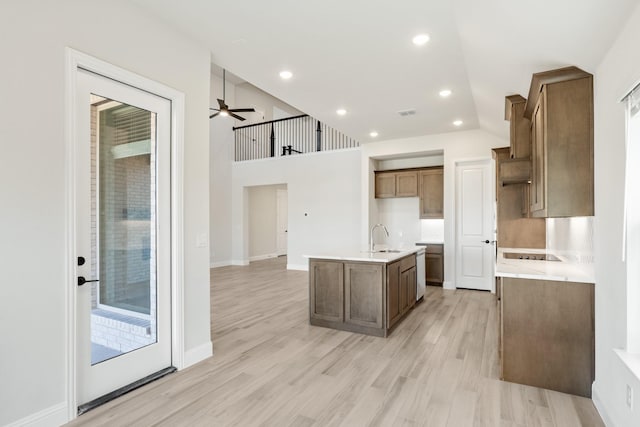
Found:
<box><xmin>525</xmin><ymin>67</ymin><xmax>594</xmax><ymax>218</ymax></box>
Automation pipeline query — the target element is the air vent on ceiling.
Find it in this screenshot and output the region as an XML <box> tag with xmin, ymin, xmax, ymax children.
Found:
<box><xmin>397</xmin><ymin>109</ymin><xmax>416</xmax><ymax>117</ymax></box>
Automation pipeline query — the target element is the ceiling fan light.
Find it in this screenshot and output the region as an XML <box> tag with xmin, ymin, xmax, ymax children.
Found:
<box><xmin>220</xmin><ymin>110</ymin><xmax>229</xmax><ymax>117</ymax></box>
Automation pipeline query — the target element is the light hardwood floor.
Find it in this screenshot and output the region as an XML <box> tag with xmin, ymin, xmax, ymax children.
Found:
<box><xmin>68</xmin><ymin>257</ymin><xmax>604</xmax><ymax>426</ymax></box>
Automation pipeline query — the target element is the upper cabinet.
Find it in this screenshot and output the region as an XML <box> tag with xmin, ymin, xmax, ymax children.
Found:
<box><xmin>419</xmin><ymin>167</ymin><xmax>444</xmax><ymax>219</ymax></box>
<box><xmin>505</xmin><ymin>95</ymin><xmax>531</xmax><ymax>160</ymax></box>
<box><xmin>374</xmin><ymin>170</ymin><xmax>418</xmax><ymax>198</ymax></box>
<box><xmin>524</xmin><ymin>66</ymin><xmax>594</xmax><ymax>218</ymax></box>
<box><xmin>374</xmin><ymin>166</ymin><xmax>444</xmax><ymax>219</ymax></box>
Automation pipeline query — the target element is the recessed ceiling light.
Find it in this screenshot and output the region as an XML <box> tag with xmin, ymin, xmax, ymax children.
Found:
<box><xmin>453</xmin><ymin>119</ymin><xmax>463</xmax><ymax>126</ymax></box>
<box><xmin>370</xmin><ymin>131</ymin><xmax>379</xmax><ymax>138</ymax></box>
<box><xmin>412</xmin><ymin>34</ymin><xmax>430</xmax><ymax>46</ymax></box>
<box><xmin>279</xmin><ymin>70</ymin><xmax>293</xmax><ymax>80</ymax></box>
<box><xmin>336</xmin><ymin>109</ymin><xmax>347</xmax><ymax>116</ymax></box>
<box><xmin>439</xmin><ymin>89</ymin><xmax>452</xmax><ymax>98</ymax></box>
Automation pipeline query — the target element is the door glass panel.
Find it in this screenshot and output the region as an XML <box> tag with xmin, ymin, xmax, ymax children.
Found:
<box><xmin>90</xmin><ymin>94</ymin><xmax>157</xmax><ymax>365</ymax></box>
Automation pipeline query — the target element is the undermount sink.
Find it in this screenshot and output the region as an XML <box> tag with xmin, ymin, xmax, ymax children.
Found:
<box><xmin>503</xmin><ymin>252</ymin><xmax>561</xmax><ymax>261</ymax></box>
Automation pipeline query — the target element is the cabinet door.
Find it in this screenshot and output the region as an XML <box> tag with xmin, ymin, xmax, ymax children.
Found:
<box><xmin>344</xmin><ymin>263</ymin><xmax>383</xmax><ymax>329</ymax></box>
<box><xmin>426</xmin><ymin>253</ymin><xmax>444</xmax><ymax>284</ymax></box>
<box><xmin>510</xmin><ymin>101</ymin><xmax>531</xmax><ymax>160</ymax></box>
<box><xmin>395</xmin><ymin>171</ymin><xmax>418</xmax><ymax>197</ymax></box>
<box><xmin>419</xmin><ymin>168</ymin><xmax>444</xmax><ymax>219</ymax></box>
<box><xmin>375</xmin><ymin>172</ymin><xmax>396</xmax><ymax>198</ymax></box>
<box><xmin>387</xmin><ymin>261</ymin><xmax>401</xmax><ymax>328</ymax></box>
<box><xmin>531</xmin><ymin>92</ymin><xmax>546</xmax><ymax>214</ymax></box>
<box><xmin>407</xmin><ymin>266</ymin><xmax>416</xmax><ymax>308</ymax></box>
<box><xmin>399</xmin><ymin>269</ymin><xmax>410</xmax><ymax>314</ymax></box>
<box><xmin>309</xmin><ymin>260</ymin><xmax>344</xmax><ymax>322</ymax></box>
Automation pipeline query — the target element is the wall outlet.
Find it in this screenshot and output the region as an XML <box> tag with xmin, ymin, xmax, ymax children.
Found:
<box><xmin>627</xmin><ymin>384</ymin><xmax>634</xmax><ymax>410</ymax></box>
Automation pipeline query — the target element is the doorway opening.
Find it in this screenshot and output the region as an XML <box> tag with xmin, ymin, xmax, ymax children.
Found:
<box><xmin>247</xmin><ymin>184</ymin><xmax>288</xmax><ymax>267</ymax></box>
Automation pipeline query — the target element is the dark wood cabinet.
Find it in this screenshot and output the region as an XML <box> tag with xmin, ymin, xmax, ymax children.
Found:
<box><xmin>374</xmin><ymin>171</ymin><xmax>418</xmax><ymax>198</ymax></box>
<box><xmin>344</xmin><ymin>263</ymin><xmax>384</xmax><ymax>329</ymax></box>
<box><xmin>505</xmin><ymin>94</ymin><xmax>531</xmax><ymax>160</ymax></box>
<box><xmin>500</xmin><ymin>277</ymin><xmax>594</xmax><ymax>398</ymax></box>
<box><xmin>310</xmin><ymin>254</ymin><xmax>417</xmax><ymax>336</ymax></box>
<box><xmin>309</xmin><ymin>260</ymin><xmax>344</xmax><ymax>323</ymax></box>
<box><xmin>425</xmin><ymin>244</ymin><xmax>444</xmax><ymax>285</ymax></box>
<box><xmin>386</xmin><ymin>261</ymin><xmax>401</xmax><ymax>328</ymax></box>
<box><xmin>387</xmin><ymin>255</ymin><xmax>417</xmax><ymax>329</ymax></box>
<box><xmin>525</xmin><ymin>67</ymin><xmax>594</xmax><ymax>218</ymax></box>
<box><xmin>418</xmin><ymin>167</ymin><xmax>444</xmax><ymax>219</ymax></box>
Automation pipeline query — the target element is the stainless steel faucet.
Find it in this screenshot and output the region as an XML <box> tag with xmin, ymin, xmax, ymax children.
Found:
<box><xmin>370</xmin><ymin>224</ymin><xmax>389</xmax><ymax>252</ymax></box>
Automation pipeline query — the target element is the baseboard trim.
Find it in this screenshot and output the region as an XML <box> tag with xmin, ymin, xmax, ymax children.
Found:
<box><xmin>5</xmin><ymin>402</ymin><xmax>68</xmax><ymax>427</ymax></box>
<box><xmin>183</xmin><ymin>341</ymin><xmax>213</xmax><ymax>369</ymax></box>
<box><xmin>592</xmin><ymin>382</ymin><xmax>616</xmax><ymax>427</ymax></box>
<box><xmin>287</xmin><ymin>263</ymin><xmax>308</xmax><ymax>271</ymax></box>
<box><xmin>249</xmin><ymin>253</ymin><xmax>278</xmax><ymax>262</ymax></box>
<box><xmin>443</xmin><ymin>281</ymin><xmax>454</xmax><ymax>290</ymax></box>
<box><xmin>210</xmin><ymin>260</ymin><xmax>231</xmax><ymax>268</ymax></box>
<box><xmin>231</xmin><ymin>259</ymin><xmax>249</xmax><ymax>266</ymax></box>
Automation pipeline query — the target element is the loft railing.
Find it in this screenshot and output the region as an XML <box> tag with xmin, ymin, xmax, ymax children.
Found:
<box><xmin>233</xmin><ymin>114</ymin><xmax>359</xmax><ymax>161</ymax></box>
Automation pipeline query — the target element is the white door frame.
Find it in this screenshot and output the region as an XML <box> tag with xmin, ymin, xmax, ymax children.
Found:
<box><xmin>64</xmin><ymin>48</ymin><xmax>185</xmax><ymax>420</ymax></box>
<box><xmin>276</xmin><ymin>188</ymin><xmax>288</xmax><ymax>256</ymax></box>
<box><xmin>454</xmin><ymin>157</ymin><xmax>495</xmax><ymax>292</ymax></box>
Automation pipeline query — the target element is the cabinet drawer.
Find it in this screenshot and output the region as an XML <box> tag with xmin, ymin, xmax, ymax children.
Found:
<box><xmin>425</xmin><ymin>244</ymin><xmax>443</xmax><ymax>254</ymax></box>
<box><xmin>399</xmin><ymin>255</ymin><xmax>416</xmax><ymax>272</ymax></box>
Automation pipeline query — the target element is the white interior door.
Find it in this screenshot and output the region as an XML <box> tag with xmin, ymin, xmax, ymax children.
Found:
<box><xmin>455</xmin><ymin>159</ymin><xmax>494</xmax><ymax>291</ymax></box>
<box><xmin>276</xmin><ymin>189</ymin><xmax>288</xmax><ymax>256</ymax></box>
<box><xmin>75</xmin><ymin>68</ymin><xmax>172</xmax><ymax>406</ymax></box>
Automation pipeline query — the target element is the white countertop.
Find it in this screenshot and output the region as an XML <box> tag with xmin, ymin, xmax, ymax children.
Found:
<box><xmin>415</xmin><ymin>240</ymin><xmax>444</xmax><ymax>245</ymax></box>
<box><xmin>304</xmin><ymin>247</ymin><xmax>421</xmax><ymax>263</ymax></box>
<box><xmin>495</xmin><ymin>247</ymin><xmax>595</xmax><ymax>283</ymax></box>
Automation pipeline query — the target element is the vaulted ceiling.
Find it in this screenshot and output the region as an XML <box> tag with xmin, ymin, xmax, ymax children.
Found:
<box><xmin>132</xmin><ymin>0</ymin><xmax>638</xmax><ymax>142</ymax></box>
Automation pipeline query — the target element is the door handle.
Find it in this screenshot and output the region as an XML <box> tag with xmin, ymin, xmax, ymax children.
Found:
<box><xmin>78</xmin><ymin>276</ymin><xmax>99</xmax><ymax>286</ymax></box>
<box><xmin>481</xmin><ymin>240</ymin><xmax>497</xmax><ymax>245</ymax></box>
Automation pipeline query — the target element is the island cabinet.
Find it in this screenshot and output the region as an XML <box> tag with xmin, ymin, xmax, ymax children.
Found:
<box><xmin>309</xmin><ymin>254</ymin><xmax>417</xmax><ymax>337</ymax></box>
<box><xmin>387</xmin><ymin>255</ymin><xmax>416</xmax><ymax>329</ymax></box>
<box><xmin>525</xmin><ymin>66</ymin><xmax>594</xmax><ymax>218</ymax></box>
<box><xmin>499</xmin><ymin>277</ymin><xmax>594</xmax><ymax>397</ymax></box>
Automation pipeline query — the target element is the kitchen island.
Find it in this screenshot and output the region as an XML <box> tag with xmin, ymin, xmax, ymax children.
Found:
<box><xmin>306</xmin><ymin>248</ymin><xmax>420</xmax><ymax>337</ymax></box>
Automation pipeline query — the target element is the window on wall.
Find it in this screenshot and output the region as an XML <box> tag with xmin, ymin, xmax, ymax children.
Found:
<box><xmin>624</xmin><ymin>83</ymin><xmax>640</xmax><ymax>354</ymax></box>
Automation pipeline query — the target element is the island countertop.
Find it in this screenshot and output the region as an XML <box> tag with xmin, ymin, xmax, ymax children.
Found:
<box><xmin>495</xmin><ymin>247</ymin><xmax>594</xmax><ymax>283</ymax></box>
<box><xmin>304</xmin><ymin>247</ymin><xmax>421</xmax><ymax>264</ymax></box>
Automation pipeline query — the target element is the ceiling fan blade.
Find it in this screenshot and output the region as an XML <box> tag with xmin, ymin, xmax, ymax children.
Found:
<box><xmin>209</xmin><ymin>112</ymin><xmax>221</xmax><ymax>119</ymax></box>
<box><xmin>209</xmin><ymin>107</ymin><xmax>221</xmax><ymax>111</ymax></box>
<box><xmin>228</xmin><ymin>111</ymin><xmax>246</xmax><ymax>121</ymax></box>
<box><xmin>217</xmin><ymin>98</ymin><xmax>227</xmax><ymax>109</ymax></box>
<box><xmin>228</xmin><ymin>108</ymin><xmax>256</xmax><ymax>113</ymax></box>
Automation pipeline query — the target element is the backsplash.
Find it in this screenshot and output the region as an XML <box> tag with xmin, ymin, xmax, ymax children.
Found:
<box><xmin>377</xmin><ymin>198</ymin><xmax>422</xmax><ymax>248</ymax></box>
<box><xmin>546</xmin><ymin>216</ymin><xmax>594</xmax><ymax>263</ymax></box>
<box><xmin>421</xmin><ymin>219</ymin><xmax>444</xmax><ymax>243</ymax></box>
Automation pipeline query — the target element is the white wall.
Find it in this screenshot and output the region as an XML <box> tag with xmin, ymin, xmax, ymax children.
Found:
<box><xmin>232</xmin><ymin>149</ymin><xmax>361</xmax><ymax>269</ymax></box>
<box><xmin>249</xmin><ymin>184</ymin><xmax>287</xmax><ymax>259</ymax></box>
<box><xmin>0</xmin><ymin>1</ymin><xmax>211</xmax><ymax>424</ymax></box>
<box><xmin>210</xmin><ymin>74</ymin><xmax>235</xmax><ymax>267</ymax></box>
<box><xmin>361</xmin><ymin>129</ymin><xmax>507</xmax><ymax>289</ymax></box>
<box><xmin>235</xmin><ymin>82</ymin><xmax>303</xmax><ymax>123</ymax></box>
<box><xmin>591</xmin><ymin>3</ymin><xmax>640</xmax><ymax>426</ymax></box>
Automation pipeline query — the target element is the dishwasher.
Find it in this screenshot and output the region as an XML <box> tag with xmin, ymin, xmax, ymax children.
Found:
<box><xmin>415</xmin><ymin>247</ymin><xmax>426</xmax><ymax>301</ymax></box>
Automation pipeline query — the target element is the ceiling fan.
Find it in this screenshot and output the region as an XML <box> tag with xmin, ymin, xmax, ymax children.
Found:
<box><xmin>209</xmin><ymin>69</ymin><xmax>256</xmax><ymax>121</ymax></box>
